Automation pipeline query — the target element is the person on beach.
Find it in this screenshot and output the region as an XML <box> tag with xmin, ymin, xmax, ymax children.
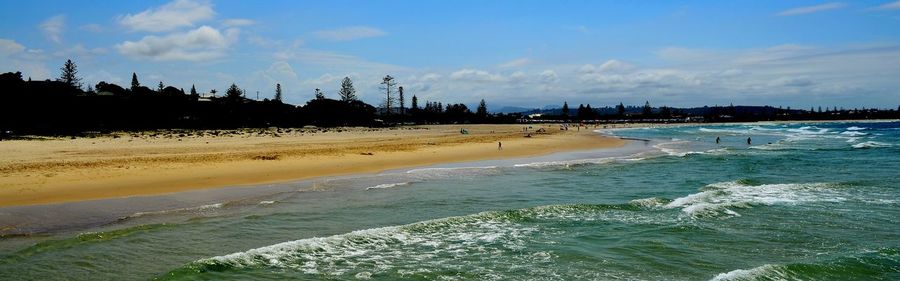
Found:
<box><xmin>498</xmin><ymin>141</ymin><xmax>503</xmax><ymax>150</ymax></box>
<box><xmin>716</xmin><ymin>137</ymin><xmax>720</xmax><ymax>144</ymax></box>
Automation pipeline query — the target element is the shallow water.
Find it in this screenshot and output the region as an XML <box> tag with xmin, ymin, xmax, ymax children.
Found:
<box><xmin>1</xmin><ymin>121</ymin><xmax>898</xmax><ymax>280</ymax></box>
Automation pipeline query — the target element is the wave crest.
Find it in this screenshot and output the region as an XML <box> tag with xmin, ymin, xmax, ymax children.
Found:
<box><xmin>161</xmin><ymin>203</ymin><xmax>661</xmax><ymax>279</ymax></box>
<box><xmin>664</xmin><ymin>181</ymin><xmax>844</xmax><ymax>218</ymax></box>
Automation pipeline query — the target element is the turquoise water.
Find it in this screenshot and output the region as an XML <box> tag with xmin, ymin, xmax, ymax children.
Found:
<box><xmin>1</xmin><ymin>121</ymin><xmax>898</xmax><ymax>280</ymax></box>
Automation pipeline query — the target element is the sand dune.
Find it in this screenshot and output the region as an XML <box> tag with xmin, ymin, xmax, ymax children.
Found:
<box><xmin>0</xmin><ymin>124</ymin><xmax>625</xmax><ymax>207</ymax></box>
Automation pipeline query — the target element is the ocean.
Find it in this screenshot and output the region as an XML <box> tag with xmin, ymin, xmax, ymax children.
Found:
<box><xmin>0</xmin><ymin>121</ymin><xmax>898</xmax><ymax>280</ymax></box>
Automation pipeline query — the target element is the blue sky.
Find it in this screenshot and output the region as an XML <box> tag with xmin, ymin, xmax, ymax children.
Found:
<box><xmin>1</xmin><ymin>0</ymin><xmax>899</xmax><ymax>109</ymax></box>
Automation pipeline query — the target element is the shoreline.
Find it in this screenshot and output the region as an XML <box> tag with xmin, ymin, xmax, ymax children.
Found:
<box><xmin>0</xmin><ymin>124</ymin><xmax>626</xmax><ymax>207</ymax></box>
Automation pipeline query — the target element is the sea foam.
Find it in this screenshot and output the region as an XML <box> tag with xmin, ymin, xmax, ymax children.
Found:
<box><xmin>365</xmin><ymin>182</ymin><xmax>410</xmax><ymax>190</ymax></box>
<box><xmin>852</xmin><ymin>141</ymin><xmax>892</xmax><ymax>149</ymax></box>
<box><xmin>710</xmin><ymin>264</ymin><xmax>785</xmax><ymax>281</ymax></box>
<box><xmin>664</xmin><ymin>181</ymin><xmax>844</xmax><ymax>218</ymax></box>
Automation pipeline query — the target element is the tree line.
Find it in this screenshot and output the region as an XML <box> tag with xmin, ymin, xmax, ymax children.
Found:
<box><xmin>0</xmin><ymin>60</ymin><xmax>517</xmax><ymax>135</ymax></box>
<box><xmin>533</xmin><ymin>100</ymin><xmax>900</xmax><ymax>122</ymax></box>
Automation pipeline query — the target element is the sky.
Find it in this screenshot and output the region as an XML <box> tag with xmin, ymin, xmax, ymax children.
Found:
<box><xmin>1</xmin><ymin>0</ymin><xmax>899</xmax><ymax>110</ymax></box>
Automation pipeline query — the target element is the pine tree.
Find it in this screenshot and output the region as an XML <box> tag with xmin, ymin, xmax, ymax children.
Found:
<box><xmin>380</xmin><ymin>75</ymin><xmax>397</xmax><ymax>114</ymax></box>
<box><xmin>617</xmin><ymin>102</ymin><xmax>626</xmax><ymax>116</ymax></box>
<box><xmin>58</xmin><ymin>59</ymin><xmax>82</xmax><ymax>89</ymax></box>
<box><xmin>157</xmin><ymin>81</ymin><xmax>164</xmax><ymax>93</ymax></box>
<box><xmin>338</xmin><ymin>77</ymin><xmax>356</xmax><ymax>101</ymax></box>
<box><xmin>643</xmin><ymin>101</ymin><xmax>652</xmax><ymax>116</ymax></box>
<box><xmin>131</xmin><ymin>72</ymin><xmax>140</xmax><ymax>91</ymax></box>
<box><xmin>226</xmin><ymin>83</ymin><xmax>243</xmax><ymax>99</ymax></box>
<box><xmin>476</xmin><ymin>99</ymin><xmax>488</xmax><ymax>119</ymax></box>
<box><xmin>411</xmin><ymin>95</ymin><xmax>419</xmax><ymax>111</ymax></box>
<box><xmin>561</xmin><ymin>101</ymin><xmax>569</xmax><ymax>118</ymax></box>
<box><xmin>190</xmin><ymin>84</ymin><xmax>198</xmax><ymax>97</ymax></box>
<box><xmin>274</xmin><ymin>83</ymin><xmax>282</xmax><ymax>102</ymax></box>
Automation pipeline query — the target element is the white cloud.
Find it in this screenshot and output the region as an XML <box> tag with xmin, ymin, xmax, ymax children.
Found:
<box><xmin>420</xmin><ymin>73</ymin><xmax>441</xmax><ymax>82</ymax></box>
<box><xmin>254</xmin><ymin>61</ymin><xmax>301</xmax><ymax>100</ymax></box>
<box><xmin>450</xmin><ymin>69</ymin><xmax>504</xmax><ymax>83</ymax></box>
<box><xmin>303</xmin><ymin>73</ymin><xmax>340</xmax><ymax>85</ymax></box>
<box><xmin>0</xmin><ymin>39</ymin><xmax>25</xmax><ymax>56</ymax></box>
<box><xmin>876</xmin><ymin>1</ymin><xmax>900</xmax><ymax>10</ymax></box>
<box><xmin>39</xmin><ymin>15</ymin><xmax>65</xmax><ymax>43</ymax></box>
<box><xmin>116</xmin><ymin>25</ymin><xmax>234</xmax><ymax>61</ymax></box>
<box><xmin>571</xmin><ymin>44</ymin><xmax>900</xmax><ymax>106</ymax></box>
<box><xmin>118</xmin><ymin>0</ymin><xmax>215</xmax><ymax>32</ymax></box>
<box><xmin>599</xmin><ymin>59</ymin><xmax>634</xmax><ymax>72</ymax></box>
<box><xmin>222</xmin><ymin>18</ymin><xmax>256</xmax><ymax>27</ymax></box>
<box><xmin>498</xmin><ymin>58</ymin><xmax>532</xmax><ymax>68</ymax></box>
<box><xmin>777</xmin><ymin>3</ymin><xmax>845</xmax><ymax>16</ymax></box>
<box><xmin>264</xmin><ymin>61</ymin><xmax>298</xmax><ymax>82</ymax></box>
<box><xmin>0</xmin><ymin>40</ymin><xmax>50</xmax><ymax>80</ymax></box>
<box><xmin>509</xmin><ymin>71</ymin><xmax>527</xmax><ymax>82</ymax></box>
<box><xmin>313</xmin><ymin>26</ymin><xmax>387</xmax><ymax>41</ymax></box>
<box><xmin>579</xmin><ymin>64</ymin><xmax>596</xmax><ymax>74</ymax></box>
<box><xmin>540</xmin><ymin>70</ymin><xmax>559</xmax><ymax>83</ymax></box>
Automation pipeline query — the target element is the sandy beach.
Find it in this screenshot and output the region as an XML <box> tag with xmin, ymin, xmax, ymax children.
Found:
<box><xmin>0</xmin><ymin>124</ymin><xmax>626</xmax><ymax>207</ymax></box>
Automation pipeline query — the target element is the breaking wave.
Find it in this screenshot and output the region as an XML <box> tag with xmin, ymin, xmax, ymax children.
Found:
<box><xmin>365</xmin><ymin>182</ymin><xmax>411</xmax><ymax>190</ymax></box>
<box><xmin>663</xmin><ymin>180</ymin><xmax>848</xmax><ymax>218</ymax></box>
<box><xmin>852</xmin><ymin>141</ymin><xmax>893</xmax><ymax>149</ymax></box>
<box><xmin>159</xmin><ymin>202</ymin><xmax>665</xmax><ymax>279</ymax></box>
<box><xmin>710</xmin><ymin>247</ymin><xmax>900</xmax><ymax>280</ymax></box>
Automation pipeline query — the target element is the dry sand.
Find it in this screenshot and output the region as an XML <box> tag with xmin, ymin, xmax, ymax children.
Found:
<box><xmin>0</xmin><ymin>124</ymin><xmax>626</xmax><ymax>207</ymax></box>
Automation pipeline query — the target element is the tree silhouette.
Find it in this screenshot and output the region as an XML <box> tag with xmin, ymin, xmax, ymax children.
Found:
<box><xmin>617</xmin><ymin>102</ymin><xmax>626</xmax><ymax>116</ymax></box>
<box><xmin>59</xmin><ymin>59</ymin><xmax>82</xmax><ymax>89</ymax></box>
<box><xmin>338</xmin><ymin>77</ymin><xmax>357</xmax><ymax>101</ymax></box>
<box><xmin>643</xmin><ymin>101</ymin><xmax>652</xmax><ymax>116</ymax></box>
<box><xmin>275</xmin><ymin>83</ymin><xmax>282</xmax><ymax>102</ymax></box>
<box><xmin>380</xmin><ymin>75</ymin><xmax>396</xmax><ymax>114</ymax></box>
<box><xmin>476</xmin><ymin>99</ymin><xmax>488</xmax><ymax>119</ymax></box>
<box><xmin>411</xmin><ymin>95</ymin><xmax>418</xmax><ymax>111</ymax></box>
<box><xmin>131</xmin><ymin>73</ymin><xmax>140</xmax><ymax>91</ymax></box>
<box><xmin>562</xmin><ymin>101</ymin><xmax>569</xmax><ymax>118</ymax></box>
<box><xmin>315</xmin><ymin>88</ymin><xmax>325</xmax><ymax>99</ymax></box>
<box><xmin>158</xmin><ymin>81</ymin><xmax>164</xmax><ymax>93</ymax></box>
<box><xmin>190</xmin><ymin>84</ymin><xmax>198</xmax><ymax>97</ymax></box>
<box><xmin>226</xmin><ymin>83</ymin><xmax>243</xmax><ymax>100</ymax></box>
<box><xmin>398</xmin><ymin>86</ymin><xmax>406</xmax><ymax>115</ymax></box>
<box><xmin>660</xmin><ymin>106</ymin><xmax>671</xmax><ymax>117</ymax></box>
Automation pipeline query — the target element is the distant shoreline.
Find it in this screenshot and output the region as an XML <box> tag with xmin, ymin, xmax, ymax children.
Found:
<box><xmin>0</xmin><ymin>124</ymin><xmax>626</xmax><ymax>207</ymax></box>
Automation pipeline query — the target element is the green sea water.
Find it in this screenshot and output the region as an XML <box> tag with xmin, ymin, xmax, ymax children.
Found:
<box><xmin>0</xmin><ymin>121</ymin><xmax>898</xmax><ymax>280</ymax></box>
